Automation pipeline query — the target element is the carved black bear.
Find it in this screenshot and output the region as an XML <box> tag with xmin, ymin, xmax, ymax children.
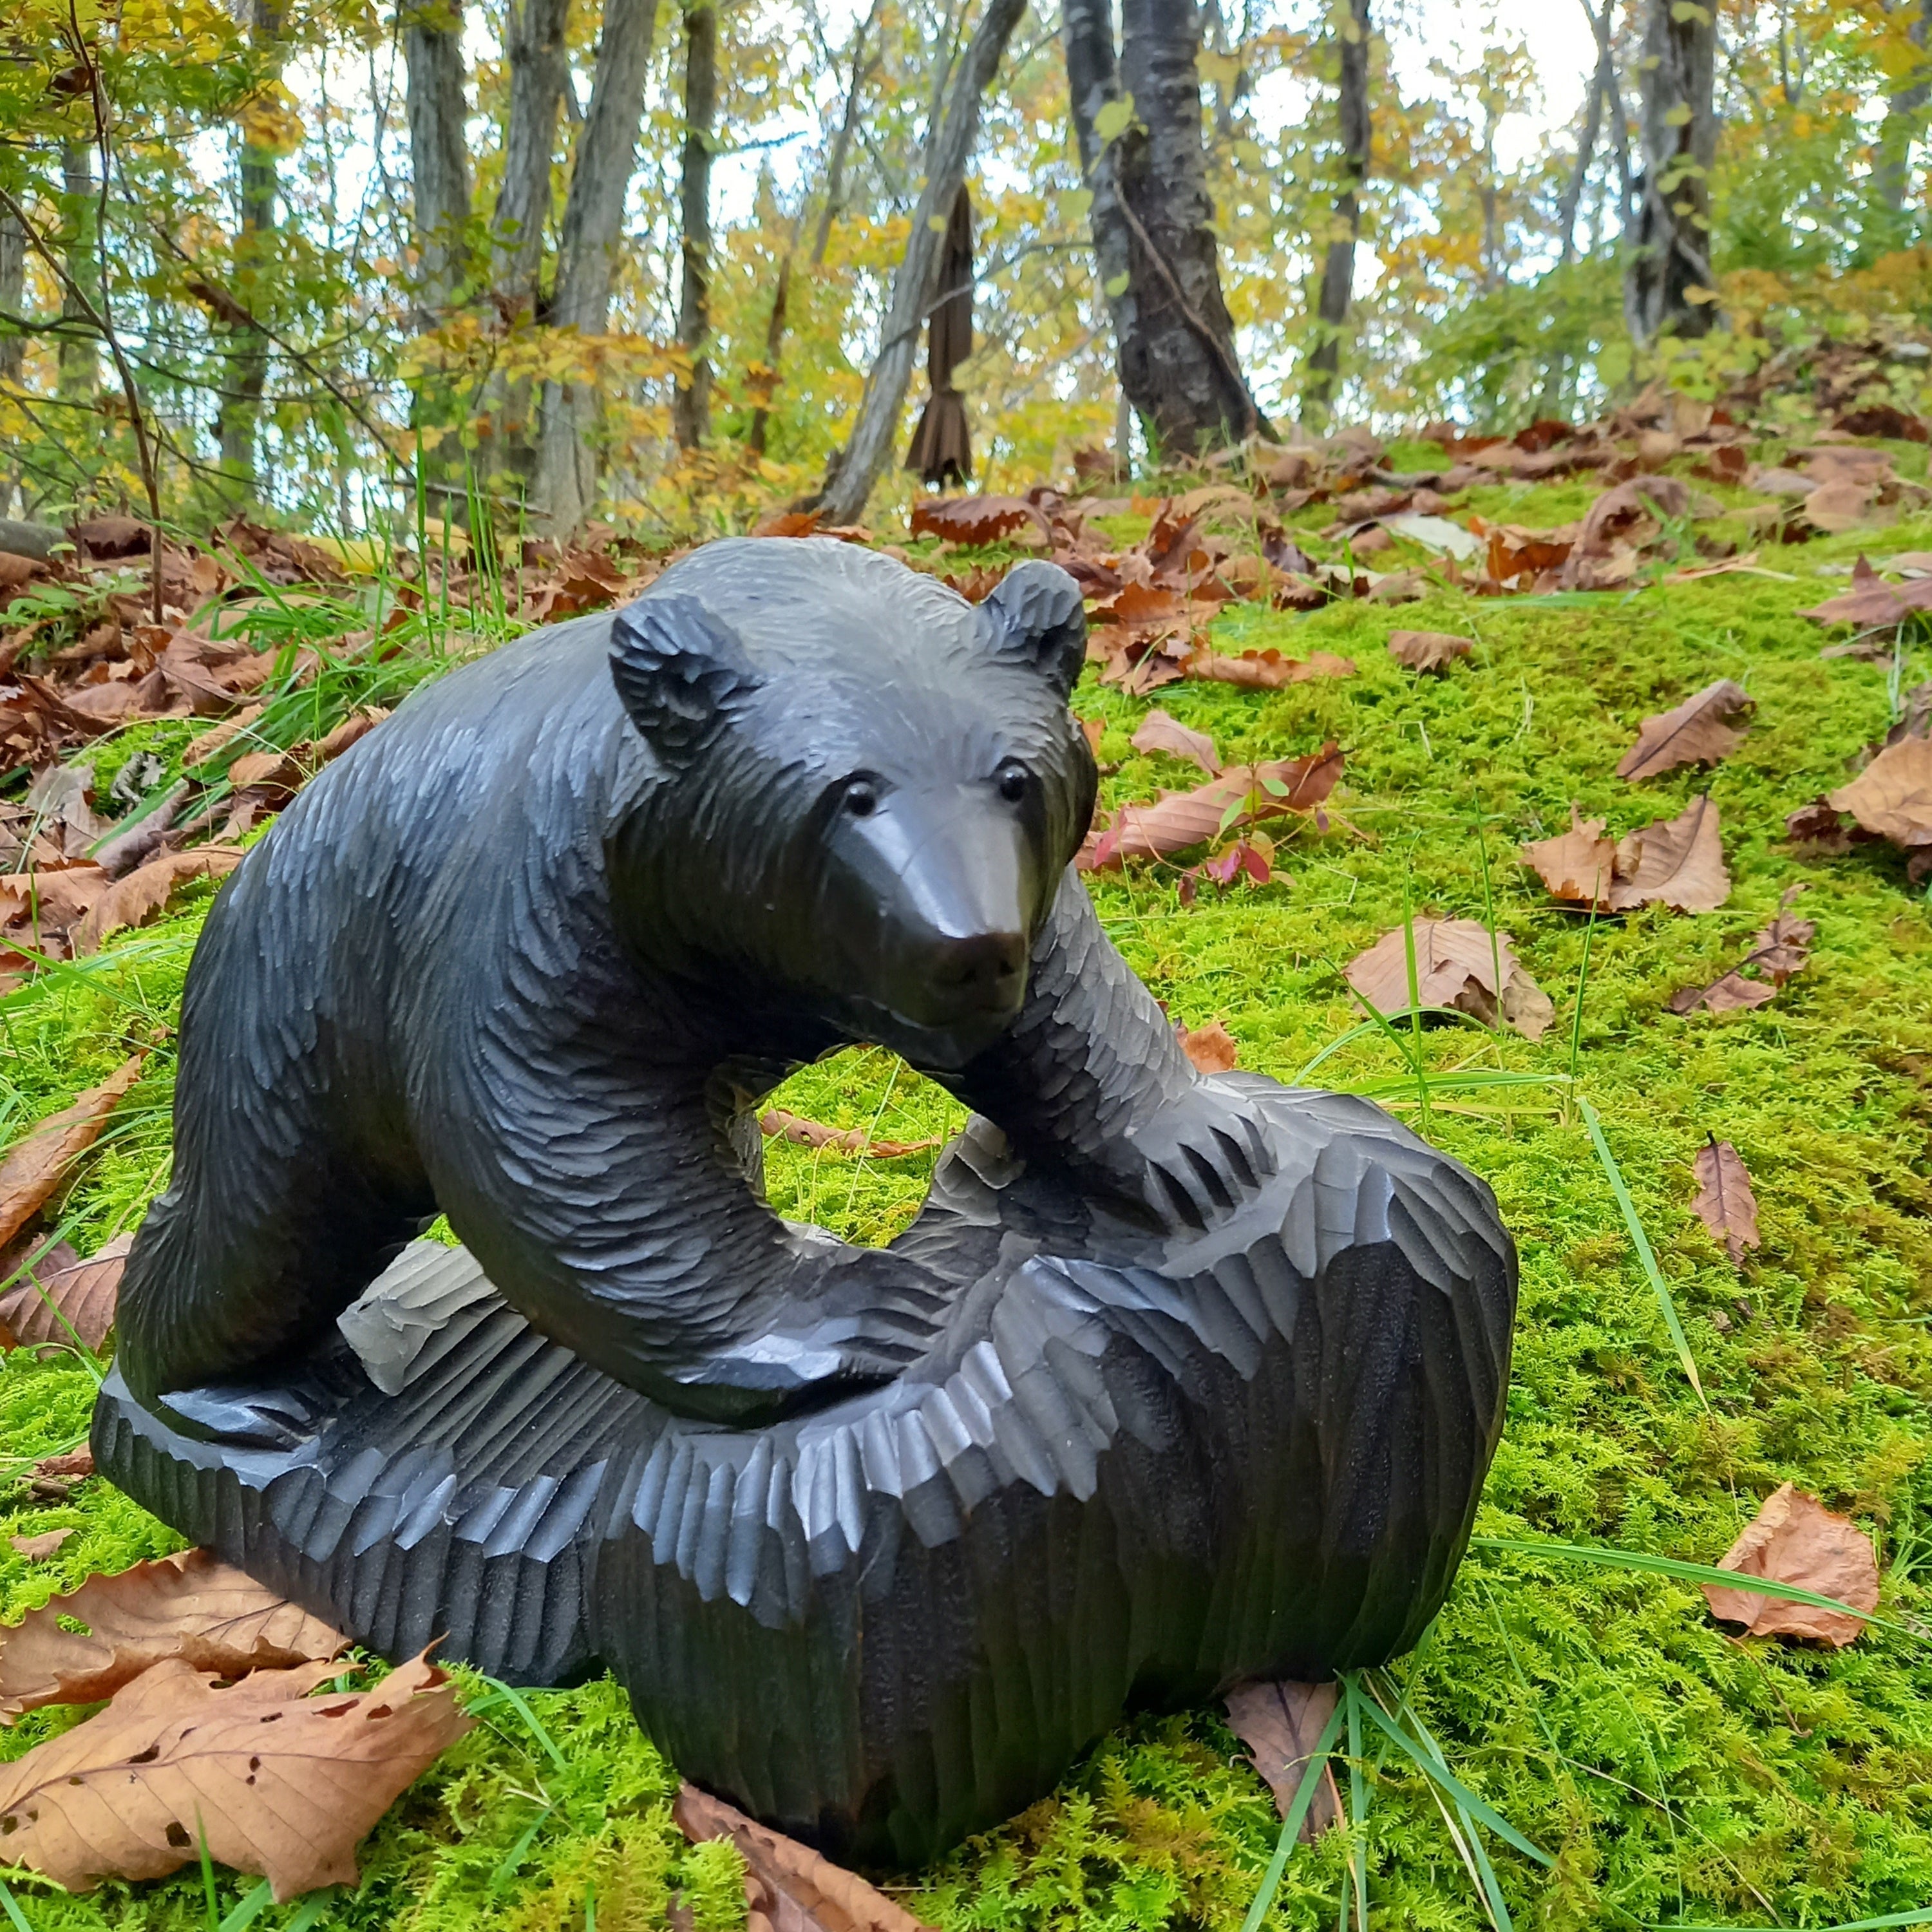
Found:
<box><xmin>99</xmin><ymin>536</ymin><xmax>1517</xmax><ymax>1865</ymax></box>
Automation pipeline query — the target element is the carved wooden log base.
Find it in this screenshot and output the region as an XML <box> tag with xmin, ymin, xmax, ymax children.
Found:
<box><xmin>95</xmin><ymin>1080</ymin><xmax>1514</xmax><ymax>1868</ymax></box>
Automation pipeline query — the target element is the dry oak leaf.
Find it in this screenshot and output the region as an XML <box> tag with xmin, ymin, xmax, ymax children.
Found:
<box><xmin>1131</xmin><ymin>707</ymin><xmax>1220</xmax><ymax>775</ymax></box>
<box><xmin>0</xmin><ymin>1647</ymin><xmax>468</xmax><ymax>1897</ymax></box>
<box><xmin>1177</xmin><ymin>1019</ymin><xmax>1239</xmax><ymax>1073</ymax></box>
<box><xmin>1224</xmin><ymin>1679</ymin><xmax>1341</xmax><ymax>1842</ymax></box>
<box><xmin>1078</xmin><ymin>744</ymin><xmax>1345</xmax><ymax>870</ymax></box>
<box><xmin>1387</xmin><ymin>629</ymin><xmax>1473</xmax><ymax>673</ymax></box>
<box><xmin>1615</xmin><ymin>679</ymin><xmax>1754</xmax><ymax>781</ymax></box>
<box><xmin>9</xmin><ymin>1530</ymin><xmax>73</xmax><ymax>1560</ymax></box>
<box><xmin>1343</xmin><ymin>918</ymin><xmax>1555</xmax><ymax>1041</ymax></box>
<box><xmin>0</xmin><ymin>1057</ymin><xmax>144</xmax><ymax>1253</ymax></box>
<box><xmin>0</xmin><ymin>1232</ymin><xmax>130</xmax><ymax>1352</ymax></box>
<box><xmin>0</xmin><ymin>1546</ymin><xmax>348</xmax><ymax>1722</ymax></box>
<box><xmin>1692</xmin><ymin>1140</ymin><xmax>1761</xmax><ymax>1267</ymax></box>
<box><xmin>1701</xmin><ymin>1484</ymin><xmax>1879</xmax><ymax>1647</ymax></box>
<box><xmin>1669</xmin><ymin>888</ymin><xmax>1815</xmax><ymax>1016</ymax></box>
<box><xmin>676</xmin><ymin>1781</ymin><xmax>936</xmax><ymax>1932</ymax></box>
<box><xmin>1827</xmin><ymin>735</ymin><xmax>1932</xmax><ymax>849</ymax></box>
<box><xmin>1520</xmin><ymin>808</ymin><xmax>1620</xmax><ymax>909</ymax></box>
<box><xmin>72</xmin><ymin>847</ymin><xmax>244</xmax><ymax>956</ymax></box>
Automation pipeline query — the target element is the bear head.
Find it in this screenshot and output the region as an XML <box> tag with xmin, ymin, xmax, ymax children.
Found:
<box><xmin>606</xmin><ymin>538</ymin><xmax>1097</xmax><ymax>1074</ymax></box>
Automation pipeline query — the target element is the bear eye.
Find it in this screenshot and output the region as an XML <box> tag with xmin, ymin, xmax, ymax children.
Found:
<box><xmin>996</xmin><ymin>761</ymin><xmax>1030</xmax><ymax>804</ymax></box>
<box><xmin>842</xmin><ymin>777</ymin><xmax>879</xmax><ymax>818</ymax></box>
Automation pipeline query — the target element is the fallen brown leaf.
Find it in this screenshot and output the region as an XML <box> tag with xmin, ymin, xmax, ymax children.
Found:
<box><xmin>1177</xmin><ymin>1019</ymin><xmax>1238</xmax><ymax>1073</ymax></box>
<box><xmin>182</xmin><ymin>703</ymin><xmax>264</xmax><ymax>768</ymax></box>
<box><xmin>1520</xmin><ymin>808</ymin><xmax>1619</xmax><ymax>909</ymax></box>
<box><xmin>1387</xmin><ymin>629</ymin><xmax>1473</xmax><ymax>673</ymax></box>
<box><xmin>0</xmin><ymin>1231</ymin><xmax>129</xmax><ymax>1352</ymax></box>
<box><xmin>1223</xmin><ymin>1679</ymin><xmax>1341</xmax><ymax>1841</ymax></box>
<box><xmin>1188</xmin><ymin>647</ymin><xmax>1354</xmax><ymax>688</ymax></box>
<box><xmin>757</xmin><ymin>1110</ymin><xmax>940</xmax><ymax>1160</ymax></box>
<box><xmin>1669</xmin><ymin>886</ymin><xmax>1815</xmax><ymax>1015</ymax></box>
<box><xmin>1343</xmin><ymin>918</ymin><xmax>1554</xmax><ymax>1041</ymax></box>
<box><xmin>72</xmin><ymin>848</ymin><xmax>243</xmax><ymax>955</ymax></box>
<box><xmin>1702</xmin><ymin>1484</ymin><xmax>1879</xmax><ymax>1647</ymax></box>
<box><xmin>1131</xmin><ymin>708</ymin><xmax>1220</xmax><ymax>774</ymax></box>
<box><xmin>0</xmin><ymin>1546</ymin><xmax>348</xmax><ymax>1721</ymax></box>
<box><xmin>1615</xmin><ymin>679</ymin><xmax>1754</xmax><ymax>781</ymax></box>
<box><xmin>1522</xmin><ymin>799</ymin><xmax>1730</xmax><ymax>913</ymax></box>
<box><xmin>909</xmin><ymin>495</ymin><xmax>1042</xmax><ymax>546</ymax></box>
<box><xmin>1079</xmin><ymin>745</ymin><xmax>1345</xmax><ymax>870</ymax></box>
<box><xmin>8</xmin><ymin>1530</ymin><xmax>72</xmax><ymax>1561</ymax></box>
<box><xmin>1692</xmin><ymin>1141</ymin><xmax>1761</xmax><ymax>1266</ymax></box>
<box><xmin>676</xmin><ymin>1781</ymin><xmax>936</xmax><ymax>1932</ymax></box>
<box><xmin>1827</xmin><ymin>735</ymin><xmax>1932</xmax><ymax>850</ymax></box>
<box><xmin>316</xmin><ymin>706</ymin><xmax>390</xmax><ymax>761</ymax></box>
<box><xmin>0</xmin><ymin>1647</ymin><xmax>468</xmax><ymax>1897</ymax></box>
<box><xmin>1798</xmin><ymin>553</ymin><xmax>1932</xmax><ymax>629</ymax></box>
<box><xmin>0</xmin><ymin>1057</ymin><xmax>144</xmax><ymax>1251</ymax></box>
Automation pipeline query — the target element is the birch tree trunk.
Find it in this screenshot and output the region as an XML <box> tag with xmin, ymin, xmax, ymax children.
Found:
<box><xmin>1624</xmin><ymin>0</ymin><xmax>1718</xmax><ymax>343</ymax></box>
<box><xmin>401</xmin><ymin>0</ymin><xmax>473</xmax><ymax>314</ymax></box>
<box><xmin>529</xmin><ymin>0</ymin><xmax>663</xmax><ymax>531</ymax></box>
<box><xmin>672</xmin><ymin>3</ymin><xmax>717</xmax><ymax>451</ymax></box>
<box><xmin>1302</xmin><ymin>0</ymin><xmax>1370</xmax><ymax>426</ymax></box>
<box><xmin>815</xmin><ymin>0</ymin><xmax>1027</xmax><ymax>527</ymax></box>
<box><xmin>1063</xmin><ymin>0</ymin><xmax>1270</xmax><ymax>460</ymax></box>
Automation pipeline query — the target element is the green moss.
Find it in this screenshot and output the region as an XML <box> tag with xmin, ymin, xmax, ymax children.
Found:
<box><xmin>6</xmin><ymin>502</ymin><xmax>1932</xmax><ymax>1927</ymax></box>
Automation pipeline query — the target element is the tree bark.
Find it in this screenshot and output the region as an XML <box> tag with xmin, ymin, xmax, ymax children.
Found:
<box><xmin>672</xmin><ymin>3</ymin><xmax>717</xmax><ymax>451</ymax></box>
<box><xmin>529</xmin><ymin>0</ymin><xmax>663</xmax><ymax>531</ymax></box>
<box><xmin>1624</xmin><ymin>0</ymin><xmax>1718</xmax><ymax>344</ymax></box>
<box><xmin>1873</xmin><ymin>0</ymin><xmax>1932</xmax><ymax>240</ymax></box>
<box><xmin>401</xmin><ymin>0</ymin><xmax>473</xmax><ymax>314</ymax></box>
<box><xmin>1064</xmin><ymin>0</ymin><xmax>1270</xmax><ymax>460</ymax></box>
<box><xmin>1557</xmin><ymin>35</ymin><xmax>1609</xmax><ymax>265</ymax></box>
<box><xmin>1302</xmin><ymin>0</ymin><xmax>1369</xmax><ymax>425</ymax></box>
<box><xmin>57</xmin><ymin>143</ymin><xmax>99</xmax><ymax>406</ymax></box>
<box><xmin>218</xmin><ymin>0</ymin><xmax>282</xmax><ymax>504</ymax></box>
<box><xmin>816</xmin><ymin>0</ymin><xmax>1027</xmax><ymax>526</ymax></box>
<box><xmin>489</xmin><ymin>0</ymin><xmax>571</xmax><ymax>314</ymax></box>
<box><xmin>0</xmin><ymin>204</ymin><xmax>23</xmax><ymax>390</ymax></box>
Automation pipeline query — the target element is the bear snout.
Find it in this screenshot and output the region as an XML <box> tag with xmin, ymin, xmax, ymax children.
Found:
<box><xmin>926</xmin><ymin>930</ymin><xmax>1027</xmax><ymax>1008</ymax></box>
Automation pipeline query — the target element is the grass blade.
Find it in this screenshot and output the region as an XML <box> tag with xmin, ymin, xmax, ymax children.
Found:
<box><xmin>216</xmin><ymin>1877</ymin><xmax>276</xmax><ymax>1932</ymax></box>
<box><xmin>468</xmin><ymin>1677</ymin><xmax>569</xmax><ymax>1775</ymax></box>
<box><xmin>1470</xmin><ymin>1534</ymin><xmax>1909</xmax><ymax>1638</ymax></box>
<box><xmin>1577</xmin><ymin>1095</ymin><xmax>1707</xmax><ymax>1408</ymax></box>
<box><xmin>1239</xmin><ymin>1694</ymin><xmax>1349</xmax><ymax>1932</ymax></box>
<box><xmin>1354</xmin><ymin>1697</ymin><xmax>1551</xmax><ymax>1867</ymax></box>
<box><xmin>0</xmin><ymin>1880</ymin><xmax>32</xmax><ymax>1932</ymax></box>
<box><xmin>1649</xmin><ymin>1917</ymin><xmax>1932</xmax><ymax>1932</ymax></box>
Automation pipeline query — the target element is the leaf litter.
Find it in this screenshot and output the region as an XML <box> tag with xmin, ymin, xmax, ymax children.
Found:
<box><xmin>1691</xmin><ymin>1140</ymin><xmax>1762</xmax><ymax>1266</ymax></box>
<box><xmin>1701</xmin><ymin>1484</ymin><xmax>1880</xmax><ymax>1647</ymax></box>
<box><xmin>1522</xmin><ymin>798</ymin><xmax>1730</xmax><ymax>914</ymax></box>
<box><xmin>1343</xmin><ymin>918</ymin><xmax>1555</xmax><ymax>1040</ymax></box>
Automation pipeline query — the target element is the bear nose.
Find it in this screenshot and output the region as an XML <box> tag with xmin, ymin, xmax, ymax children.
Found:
<box><xmin>929</xmin><ymin>930</ymin><xmax>1026</xmax><ymax>999</ymax></box>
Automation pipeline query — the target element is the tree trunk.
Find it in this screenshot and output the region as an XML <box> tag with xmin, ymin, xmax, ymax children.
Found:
<box><xmin>1302</xmin><ymin>0</ymin><xmax>1369</xmax><ymax>426</ymax></box>
<box><xmin>218</xmin><ymin>0</ymin><xmax>281</xmax><ymax>504</ymax></box>
<box><xmin>1557</xmin><ymin>41</ymin><xmax>1609</xmax><ymax>265</ymax></box>
<box><xmin>402</xmin><ymin>0</ymin><xmax>473</xmax><ymax>314</ymax></box>
<box><xmin>0</xmin><ymin>204</ymin><xmax>23</xmax><ymax>390</ymax></box>
<box><xmin>672</xmin><ymin>3</ymin><xmax>717</xmax><ymax>451</ymax></box>
<box><xmin>1873</xmin><ymin>0</ymin><xmax>1932</xmax><ymax>242</ymax></box>
<box><xmin>1624</xmin><ymin>0</ymin><xmax>1718</xmax><ymax>344</ymax></box>
<box><xmin>1064</xmin><ymin>0</ymin><xmax>1270</xmax><ymax>461</ymax></box>
<box><xmin>489</xmin><ymin>0</ymin><xmax>570</xmax><ymax>313</ymax></box>
<box><xmin>529</xmin><ymin>0</ymin><xmax>663</xmax><ymax>531</ymax></box>
<box><xmin>57</xmin><ymin>143</ymin><xmax>99</xmax><ymax>406</ymax></box>
<box><xmin>816</xmin><ymin>0</ymin><xmax>1027</xmax><ymax>526</ymax></box>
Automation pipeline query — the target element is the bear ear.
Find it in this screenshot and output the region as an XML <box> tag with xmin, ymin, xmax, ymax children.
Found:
<box><xmin>979</xmin><ymin>561</ymin><xmax>1086</xmax><ymax>701</ymax></box>
<box><xmin>609</xmin><ymin>592</ymin><xmax>761</xmax><ymax>762</ymax></box>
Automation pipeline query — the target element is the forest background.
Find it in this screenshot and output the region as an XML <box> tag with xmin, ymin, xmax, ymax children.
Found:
<box><xmin>3</xmin><ymin>0</ymin><xmax>1927</xmax><ymax>538</ymax></box>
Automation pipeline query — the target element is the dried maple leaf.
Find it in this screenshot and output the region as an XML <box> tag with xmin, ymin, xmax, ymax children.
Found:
<box><xmin>72</xmin><ymin>848</ymin><xmax>243</xmax><ymax>955</ymax></box>
<box><xmin>0</xmin><ymin>1647</ymin><xmax>468</xmax><ymax>1897</ymax></box>
<box><xmin>1343</xmin><ymin>918</ymin><xmax>1554</xmax><ymax>1041</ymax></box>
<box><xmin>8</xmin><ymin>1529</ymin><xmax>72</xmax><ymax>1560</ymax></box>
<box><xmin>1131</xmin><ymin>708</ymin><xmax>1220</xmax><ymax>774</ymax></box>
<box><xmin>676</xmin><ymin>1782</ymin><xmax>936</xmax><ymax>1932</ymax></box>
<box><xmin>1615</xmin><ymin>679</ymin><xmax>1754</xmax><ymax>781</ymax></box>
<box><xmin>1078</xmin><ymin>745</ymin><xmax>1345</xmax><ymax>871</ymax></box>
<box><xmin>0</xmin><ymin>1057</ymin><xmax>144</xmax><ymax>1252</ymax></box>
<box><xmin>0</xmin><ymin>1231</ymin><xmax>129</xmax><ymax>1352</ymax></box>
<box><xmin>1828</xmin><ymin>735</ymin><xmax>1932</xmax><ymax>849</ymax></box>
<box><xmin>0</xmin><ymin>1546</ymin><xmax>348</xmax><ymax>1721</ymax></box>
<box><xmin>1692</xmin><ymin>1141</ymin><xmax>1761</xmax><ymax>1266</ymax></box>
<box><xmin>1387</xmin><ymin>629</ymin><xmax>1472</xmax><ymax>672</ymax></box>
<box><xmin>909</xmin><ymin>495</ymin><xmax>1042</xmax><ymax>546</ymax></box>
<box><xmin>1702</xmin><ymin>1484</ymin><xmax>1879</xmax><ymax>1647</ymax></box>
<box><xmin>1224</xmin><ymin>1680</ymin><xmax>1341</xmax><ymax>1841</ymax></box>
<box><xmin>1177</xmin><ymin>1019</ymin><xmax>1238</xmax><ymax>1073</ymax></box>
<box><xmin>1799</xmin><ymin>553</ymin><xmax>1932</xmax><ymax>629</ymax></box>
<box><xmin>1669</xmin><ymin>887</ymin><xmax>1814</xmax><ymax>1015</ymax></box>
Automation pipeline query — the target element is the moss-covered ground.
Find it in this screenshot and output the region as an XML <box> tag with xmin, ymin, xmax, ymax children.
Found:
<box><xmin>7</xmin><ymin>453</ymin><xmax>1932</xmax><ymax>1928</ymax></box>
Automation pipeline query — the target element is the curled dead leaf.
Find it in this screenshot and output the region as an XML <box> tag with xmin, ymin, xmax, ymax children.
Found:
<box><xmin>8</xmin><ymin>1530</ymin><xmax>72</xmax><ymax>1561</ymax></box>
<box><xmin>757</xmin><ymin>1110</ymin><xmax>940</xmax><ymax>1160</ymax></box>
<box><xmin>1176</xmin><ymin>1019</ymin><xmax>1238</xmax><ymax>1073</ymax></box>
<box><xmin>1615</xmin><ymin>679</ymin><xmax>1754</xmax><ymax>781</ymax></box>
<box><xmin>1669</xmin><ymin>886</ymin><xmax>1814</xmax><ymax>1015</ymax></box>
<box><xmin>1224</xmin><ymin>1679</ymin><xmax>1342</xmax><ymax>1841</ymax></box>
<box><xmin>1343</xmin><ymin>918</ymin><xmax>1554</xmax><ymax>1041</ymax></box>
<box><xmin>1827</xmin><ymin>735</ymin><xmax>1932</xmax><ymax>851</ymax></box>
<box><xmin>1131</xmin><ymin>707</ymin><xmax>1220</xmax><ymax>774</ymax></box>
<box><xmin>0</xmin><ymin>1057</ymin><xmax>144</xmax><ymax>1251</ymax></box>
<box><xmin>0</xmin><ymin>1647</ymin><xmax>468</xmax><ymax>1897</ymax></box>
<box><xmin>1702</xmin><ymin>1484</ymin><xmax>1879</xmax><ymax>1647</ymax></box>
<box><xmin>1691</xmin><ymin>1140</ymin><xmax>1761</xmax><ymax>1267</ymax></box>
<box><xmin>1188</xmin><ymin>647</ymin><xmax>1353</xmax><ymax>688</ymax></box>
<box><xmin>1386</xmin><ymin>629</ymin><xmax>1473</xmax><ymax>673</ymax></box>
<box><xmin>72</xmin><ymin>848</ymin><xmax>243</xmax><ymax>955</ymax></box>
<box><xmin>1522</xmin><ymin>799</ymin><xmax>1730</xmax><ymax>914</ymax></box>
<box><xmin>1078</xmin><ymin>745</ymin><xmax>1345</xmax><ymax>871</ymax></box>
